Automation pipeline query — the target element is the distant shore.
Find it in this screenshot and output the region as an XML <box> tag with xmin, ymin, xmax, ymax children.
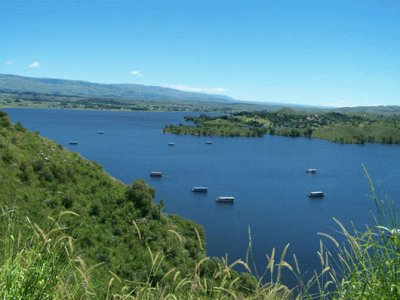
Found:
<box><xmin>163</xmin><ymin>110</ymin><xmax>400</xmax><ymax>145</ymax></box>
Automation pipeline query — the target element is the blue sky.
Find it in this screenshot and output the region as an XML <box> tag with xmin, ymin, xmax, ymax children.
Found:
<box><xmin>0</xmin><ymin>0</ymin><xmax>399</xmax><ymax>107</ymax></box>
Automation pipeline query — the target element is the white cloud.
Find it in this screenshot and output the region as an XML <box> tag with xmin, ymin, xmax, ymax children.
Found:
<box><xmin>131</xmin><ymin>70</ymin><xmax>143</xmax><ymax>77</ymax></box>
<box><xmin>28</xmin><ymin>61</ymin><xmax>40</xmax><ymax>68</ymax></box>
<box><xmin>4</xmin><ymin>60</ymin><xmax>14</xmax><ymax>66</ymax></box>
<box><xmin>164</xmin><ymin>84</ymin><xmax>225</xmax><ymax>94</ymax></box>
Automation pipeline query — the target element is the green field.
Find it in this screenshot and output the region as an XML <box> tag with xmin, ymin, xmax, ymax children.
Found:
<box><xmin>164</xmin><ymin>110</ymin><xmax>400</xmax><ymax>144</ymax></box>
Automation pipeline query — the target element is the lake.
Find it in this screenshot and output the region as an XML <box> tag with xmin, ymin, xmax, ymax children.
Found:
<box><xmin>5</xmin><ymin>108</ymin><xmax>400</xmax><ymax>285</ymax></box>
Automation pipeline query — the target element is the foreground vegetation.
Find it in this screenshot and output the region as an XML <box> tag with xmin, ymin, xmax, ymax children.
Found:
<box><xmin>2</xmin><ymin>177</ymin><xmax>399</xmax><ymax>299</ymax></box>
<box><xmin>164</xmin><ymin>109</ymin><xmax>400</xmax><ymax>144</ymax></box>
<box><xmin>1</xmin><ymin>111</ymin><xmax>400</xmax><ymax>299</ymax></box>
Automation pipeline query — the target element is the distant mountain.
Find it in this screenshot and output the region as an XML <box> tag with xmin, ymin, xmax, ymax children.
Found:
<box><xmin>2</xmin><ymin>74</ymin><xmax>398</xmax><ymax>114</ymax></box>
<box><xmin>0</xmin><ymin>73</ymin><xmax>233</xmax><ymax>102</ymax></box>
<box><xmin>337</xmin><ymin>105</ymin><xmax>400</xmax><ymax>115</ymax></box>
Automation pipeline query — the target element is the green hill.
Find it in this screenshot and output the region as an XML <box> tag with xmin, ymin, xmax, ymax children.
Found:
<box><xmin>0</xmin><ymin>111</ymin><xmax>207</xmax><ymax>295</ymax></box>
<box><xmin>1</xmin><ymin>111</ymin><xmax>284</xmax><ymax>298</ymax></box>
<box><xmin>337</xmin><ymin>105</ymin><xmax>400</xmax><ymax>115</ymax></box>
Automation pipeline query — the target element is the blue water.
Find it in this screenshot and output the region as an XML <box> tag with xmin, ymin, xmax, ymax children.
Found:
<box><xmin>5</xmin><ymin>108</ymin><xmax>400</xmax><ymax>285</ymax></box>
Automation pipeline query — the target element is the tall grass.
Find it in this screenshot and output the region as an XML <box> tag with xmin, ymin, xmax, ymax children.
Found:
<box><xmin>108</xmin><ymin>224</ymin><xmax>295</xmax><ymax>299</ymax></box>
<box><xmin>1</xmin><ymin>166</ymin><xmax>399</xmax><ymax>299</ymax></box>
<box><xmin>303</xmin><ymin>165</ymin><xmax>400</xmax><ymax>299</ymax></box>
<box><xmin>0</xmin><ymin>209</ymin><xmax>94</xmax><ymax>299</ymax></box>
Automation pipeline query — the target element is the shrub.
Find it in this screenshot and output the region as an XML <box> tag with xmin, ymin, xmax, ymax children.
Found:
<box><xmin>61</xmin><ymin>194</ymin><xmax>74</xmax><ymax>209</ymax></box>
<box><xmin>1</xmin><ymin>151</ymin><xmax>13</xmax><ymax>164</ymax></box>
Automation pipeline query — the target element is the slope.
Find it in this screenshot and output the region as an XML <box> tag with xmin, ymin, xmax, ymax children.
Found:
<box><xmin>0</xmin><ymin>111</ymin><xmax>205</xmax><ymax>295</ymax></box>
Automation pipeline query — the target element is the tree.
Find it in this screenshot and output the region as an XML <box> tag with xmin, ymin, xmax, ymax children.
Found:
<box><xmin>125</xmin><ymin>180</ymin><xmax>155</xmax><ymax>217</ymax></box>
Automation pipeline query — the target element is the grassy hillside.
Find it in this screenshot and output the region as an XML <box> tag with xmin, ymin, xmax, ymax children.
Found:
<box><xmin>1</xmin><ymin>111</ymin><xmax>296</xmax><ymax>298</ymax></box>
<box><xmin>0</xmin><ymin>111</ymin><xmax>208</xmax><ymax>295</ymax></box>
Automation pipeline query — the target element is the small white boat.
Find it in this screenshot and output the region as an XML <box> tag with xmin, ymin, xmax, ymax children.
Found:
<box><xmin>191</xmin><ymin>187</ymin><xmax>208</xmax><ymax>193</ymax></box>
<box><xmin>97</xmin><ymin>131</ymin><xmax>105</xmax><ymax>134</ymax></box>
<box><xmin>309</xmin><ymin>191</ymin><xmax>324</xmax><ymax>198</ymax></box>
<box><xmin>306</xmin><ymin>168</ymin><xmax>317</xmax><ymax>174</ymax></box>
<box><xmin>168</xmin><ymin>142</ymin><xmax>175</xmax><ymax>146</ymax></box>
<box><xmin>205</xmin><ymin>141</ymin><xmax>213</xmax><ymax>145</ymax></box>
<box><xmin>216</xmin><ymin>196</ymin><xmax>234</xmax><ymax>203</ymax></box>
<box><xmin>150</xmin><ymin>171</ymin><xmax>163</xmax><ymax>177</ymax></box>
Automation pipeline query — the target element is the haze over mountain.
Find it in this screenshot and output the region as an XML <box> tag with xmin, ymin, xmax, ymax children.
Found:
<box><xmin>0</xmin><ymin>74</ymin><xmax>234</xmax><ymax>103</ymax></box>
<box><xmin>2</xmin><ymin>73</ymin><xmax>400</xmax><ymax>115</ymax></box>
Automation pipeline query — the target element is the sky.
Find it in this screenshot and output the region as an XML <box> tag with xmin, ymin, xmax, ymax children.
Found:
<box><xmin>0</xmin><ymin>0</ymin><xmax>399</xmax><ymax>107</ymax></box>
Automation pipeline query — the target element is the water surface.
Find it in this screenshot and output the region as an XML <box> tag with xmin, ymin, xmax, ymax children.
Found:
<box><xmin>5</xmin><ymin>108</ymin><xmax>400</xmax><ymax>285</ymax></box>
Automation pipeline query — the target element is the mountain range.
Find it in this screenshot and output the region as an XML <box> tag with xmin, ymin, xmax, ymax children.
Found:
<box><xmin>0</xmin><ymin>73</ymin><xmax>233</xmax><ymax>103</ymax></box>
<box><xmin>1</xmin><ymin>73</ymin><xmax>399</xmax><ymax>115</ymax></box>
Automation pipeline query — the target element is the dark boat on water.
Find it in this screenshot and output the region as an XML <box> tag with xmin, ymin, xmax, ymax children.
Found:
<box><xmin>191</xmin><ymin>186</ymin><xmax>208</xmax><ymax>193</ymax></box>
<box><xmin>309</xmin><ymin>191</ymin><xmax>324</xmax><ymax>198</ymax></box>
<box><xmin>150</xmin><ymin>171</ymin><xmax>163</xmax><ymax>177</ymax></box>
<box><xmin>216</xmin><ymin>196</ymin><xmax>234</xmax><ymax>203</ymax></box>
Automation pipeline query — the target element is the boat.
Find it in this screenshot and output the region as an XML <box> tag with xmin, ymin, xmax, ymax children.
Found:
<box><xmin>97</xmin><ymin>131</ymin><xmax>104</xmax><ymax>134</ymax></box>
<box><xmin>191</xmin><ymin>186</ymin><xmax>208</xmax><ymax>193</ymax></box>
<box><xmin>150</xmin><ymin>171</ymin><xmax>163</xmax><ymax>177</ymax></box>
<box><xmin>69</xmin><ymin>141</ymin><xmax>78</xmax><ymax>145</ymax></box>
<box><xmin>205</xmin><ymin>141</ymin><xmax>213</xmax><ymax>145</ymax></box>
<box><xmin>168</xmin><ymin>142</ymin><xmax>175</xmax><ymax>146</ymax></box>
<box><xmin>216</xmin><ymin>196</ymin><xmax>234</xmax><ymax>203</ymax></box>
<box><xmin>308</xmin><ymin>191</ymin><xmax>324</xmax><ymax>198</ymax></box>
<box><xmin>306</xmin><ymin>168</ymin><xmax>317</xmax><ymax>174</ymax></box>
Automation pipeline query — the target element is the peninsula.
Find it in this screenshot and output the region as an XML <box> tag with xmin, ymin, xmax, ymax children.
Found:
<box><xmin>164</xmin><ymin>109</ymin><xmax>400</xmax><ymax>144</ymax></box>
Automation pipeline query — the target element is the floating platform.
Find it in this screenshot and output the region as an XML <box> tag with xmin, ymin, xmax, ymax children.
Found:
<box><xmin>150</xmin><ymin>171</ymin><xmax>163</xmax><ymax>177</ymax></box>
<box><xmin>216</xmin><ymin>196</ymin><xmax>234</xmax><ymax>203</ymax></box>
<box><xmin>309</xmin><ymin>191</ymin><xmax>324</xmax><ymax>198</ymax></box>
<box><xmin>191</xmin><ymin>186</ymin><xmax>208</xmax><ymax>193</ymax></box>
